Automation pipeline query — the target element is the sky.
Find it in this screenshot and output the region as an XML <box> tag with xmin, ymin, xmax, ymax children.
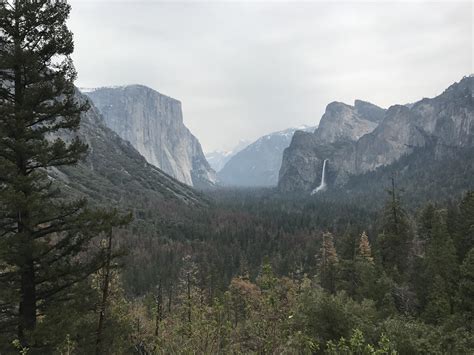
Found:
<box><xmin>68</xmin><ymin>0</ymin><xmax>473</xmax><ymax>153</ymax></box>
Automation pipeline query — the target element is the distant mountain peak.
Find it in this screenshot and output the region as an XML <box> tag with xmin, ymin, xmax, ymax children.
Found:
<box><xmin>217</xmin><ymin>125</ymin><xmax>315</xmax><ymax>187</ymax></box>
<box><xmin>205</xmin><ymin>140</ymin><xmax>251</xmax><ymax>173</ymax></box>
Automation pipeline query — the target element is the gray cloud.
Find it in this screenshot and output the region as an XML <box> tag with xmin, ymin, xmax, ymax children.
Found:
<box><xmin>69</xmin><ymin>0</ymin><xmax>472</xmax><ymax>152</ymax></box>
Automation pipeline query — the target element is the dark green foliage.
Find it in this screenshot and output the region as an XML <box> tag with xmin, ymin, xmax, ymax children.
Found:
<box><xmin>425</xmin><ymin>212</ymin><xmax>458</xmax><ymax>282</ymax></box>
<box><xmin>452</xmin><ymin>191</ymin><xmax>474</xmax><ymax>261</ymax></box>
<box><xmin>333</xmin><ymin>144</ymin><xmax>474</xmax><ymax>211</ymax></box>
<box><xmin>411</xmin><ymin>208</ymin><xmax>459</xmax><ymax>323</ymax></box>
<box><xmin>423</xmin><ymin>275</ymin><xmax>451</xmax><ymax>324</ymax></box>
<box><xmin>106</xmin><ymin>188</ymin><xmax>473</xmax><ymax>353</ymax></box>
<box><xmin>0</xmin><ymin>0</ymin><xmax>130</xmax><ymax>350</ymax></box>
<box><xmin>319</xmin><ymin>232</ymin><xmax>339</xmax><ymax>293</ymax></box>
<box><xmin>299</xmin><ymin>289</ymin><xmax>378</xmax><ymax>345</ymax></box>
<box><xmin>417</xmin><ymin>202</ymin><xmax>436</xmax><ymax>241</ymax></box>
<box><xmin>458</xmin><ymin>248</ymin><xmax>474</xmax><ymax>326</ymax></box>
<box><xmin>377</xmin><ymin>180</ymin><xmax>413</xmax><ymax>277</ymax></box>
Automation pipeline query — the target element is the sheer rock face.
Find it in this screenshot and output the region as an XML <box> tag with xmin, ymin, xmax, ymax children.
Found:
<box><xmin>277</xmin><ymin>131</ymin><xmax>323</xmax><ymax>192</ymax></box>
<box><xmin>84</xmin><ymin>85</ymin><xmax>216</xmax><ymax>188</ymax></box>
<box><xmin>279</xmin><ymin>100</ymin><xmax>385</xmax><ymax>192</ymax></box>
<box><xmin>279</xmin><ymin>76</ymin><xmax>473</xmax><ymax>193</ymax></box>
<box><xmin>51</xmin><ymin>91</ymin><xmax>204</xmax><ymax>207</ymax></box>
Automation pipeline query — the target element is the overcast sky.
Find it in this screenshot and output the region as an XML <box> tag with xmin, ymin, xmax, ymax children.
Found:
<box><xmin>68</xmin><ymin>0</ymin><xmax>472</xmax><ymax>152</ymax></box>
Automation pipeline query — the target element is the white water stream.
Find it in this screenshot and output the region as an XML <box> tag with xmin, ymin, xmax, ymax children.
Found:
<box><xmin>311</xmin><ymin>159</ymin><xmax>328</xmax><ymax>195</ymax></box>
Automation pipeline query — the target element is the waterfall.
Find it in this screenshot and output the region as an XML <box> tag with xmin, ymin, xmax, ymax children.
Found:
<box><xmin>311</xmin><ymin>159</ymin><xmax>328</xmax><ymax>195</ymax></box>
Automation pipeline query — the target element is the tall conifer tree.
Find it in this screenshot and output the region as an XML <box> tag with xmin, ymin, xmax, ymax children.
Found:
<box><xmin>378</xmin><ymin>178</ymin><xmax>412</xmax><ymax>276</ymax></box>
<box><xmin>358</xmin><ymin>231</ymin><xmax>373</xmax><ymax>263</ymax></box>
<box><xmin>319</xmin><ymin>232</ymin><xmax>339</xmax><ymax>293</ymax></box>
<box><xmin>453</xmin><ymin>191</ymin><xmax>474</xmax><ymax>260</ymax></box>
<box><xmin>0</xmin><ymin>0</ymin><xmax>129</xmax><ymax>347</ymax></box>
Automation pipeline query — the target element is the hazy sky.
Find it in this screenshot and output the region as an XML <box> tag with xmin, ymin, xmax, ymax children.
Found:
<box><xmin>68</xmin><ymin>0</ymin><xmax>473</xmax><ymax>152</ymax></box>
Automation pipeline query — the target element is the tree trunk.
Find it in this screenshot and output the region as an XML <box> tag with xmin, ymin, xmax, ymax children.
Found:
<box><xmin>18</xmin><ymin>257</ymin><xmax>36</xmax><ymax>343</ymax></box>
<box><xmin>154</xmin><ymin>279</ymin><xmax>163</xmax><ymax>337</ymax></box>
<box><xmin>187</xmin><ymin>272</ymin><xmax>191</xmax><ymax>325</ymax></box>
<box><xmin>14</xmin><ymin>0</ymin><xmax>37</xmax><ymax>344</ymax></box>
<box><xmin>391</xmin><ymin>176</ymin><xmax>399</xmax><ymax>233</ymax></box>
<box><xmin>167</xmin><ymin>284</ymin><xmax>172</xmax><ymax>314</ymax></box>
<box><xmin>95</xmin><ymin>230</ymin><xmax>113</xmax><ymax>355</ymax></box>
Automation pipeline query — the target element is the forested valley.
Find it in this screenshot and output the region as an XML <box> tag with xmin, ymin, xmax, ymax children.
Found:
<box><xmin>0</xmin><ymin>0</ymin><xmax>473</xmax><ymax>354</ymax></box>
<box><xmin>110</xmin><ymin>188</ymin><xmax>474</xmax><ymax>354</ymax></box>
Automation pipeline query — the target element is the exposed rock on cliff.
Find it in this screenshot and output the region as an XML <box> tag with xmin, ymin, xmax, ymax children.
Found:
<box><xmin>51</xmin><ymin>91</ymin><xmax>205</xmax><ymax>209</ymax></box>
<box><xmin>84</xmin><ymin>85</ymin><xmax>216</xmax><ymax>188</ymax></box>
<box><xmin>356</xmin><ymin>76</ymin><xmax>473</xmax><ymax>172</ymax></box>
<box><xmin>279</xmin><ymin>76</ymin><xmax>473</xmax><ymax>193</ymax></box>
<box><xmin>315</xmin><ymin>100</ymin><xmax>384</xmax><ymax>144</ymax></box>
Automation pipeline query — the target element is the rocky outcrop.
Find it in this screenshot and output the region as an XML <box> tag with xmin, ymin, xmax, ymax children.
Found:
<box><xmin>278</xmin><ymin>76</ymin><xmax>473</xmax><ymax>193</ymax></box>
<box><xmin>279</xmin><ymin>100</ymin><xmax>385</xmax><ymax>192</ymax></box>
<box><xmin>218</xmin><ymin>126</ymin><xmax>315</xmax><ymax>187</ymax></box>
<box><xmin>83</xmin><ymin>85</ymin><xmax>216</xmax><ymax>188</ymax></box>
<box><xmin>315</xmin><ymin>100</ymin><xmax>384</xmax><ymax>144</ymax></box>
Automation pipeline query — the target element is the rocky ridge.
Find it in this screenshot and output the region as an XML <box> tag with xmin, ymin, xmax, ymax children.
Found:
<box><xmin>278</xmin><ymin>76</ymin><xmax>473</xmax><ymax>193</ymax></box>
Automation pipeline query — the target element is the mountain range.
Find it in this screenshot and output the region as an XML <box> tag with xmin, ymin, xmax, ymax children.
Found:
<box><xmin>278</xmin><ymin>75</ymin><xmax>473</xmax><ymax>194</ymax></box>
<box><xmin>65</xmin><ymin>76</ymin><xmax>473</xmax><ymax>205</ymax></box>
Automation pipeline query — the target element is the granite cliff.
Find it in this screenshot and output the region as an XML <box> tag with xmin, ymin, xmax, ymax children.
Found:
<box><xmin>279</xmin><ymin>76</ymin><xmax>473</xmax><ymax>193</ymax></box>
<box><xmin>315</xmin><ymin>100</ymin><xmax>385</xmax><ymax>144</ymax></box>
<box><xmin>51</xmin><ymin>91</ymin><xmax>204</xmax><ymax>210</ymax></box>
<box><xmin>84</xmin><ymin>85</ymin><xmax>216</xmax><ymax>188</ymax></box>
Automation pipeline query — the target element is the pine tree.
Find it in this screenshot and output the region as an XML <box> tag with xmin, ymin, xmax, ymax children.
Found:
<box><xmin>319</xmin><ymin>232</ymin><xmax>339</xmax><ymax>293</ymax></box>
<box><xmin>417</xmin><ymin>203</ymin><xmax>436</xmax><ymax>242</ymax></box>
<box><xmin>378</xmin><ymin>178</ymin><xmax>412</xmax><ymax>276</ymax></box>
<box><xmin>425</xmin><ymin>211</ymin><xmax>458</xmax><ymax>285</ymax></box>
<box><xmin>177</xmin><ymin>254</ymin><xmax>198</xmax><ymax>330</ymax></box>
<box><xmin>453</xmin><ymin>191</ymin><xmax>474</xmax><ymax>261</ymax></box>
<box><xmin>422</xmin><ymin>275</ymin><xmax>451</xmax><ymax>324</ymax></box>
<box><xmin>420</xmin><ymin>210</ymin><xmax>458</xmax><ymax>322</ymax></box>
<box><xmin>0</xmin><ymin>0</ymin><xmax>129</xmax><ymax>347</ymax></box>
<box><xmin>358</xmin><ymin>231</ymin><xmax>373</xmax><ymax>263</ymax></box>
<box><xmin>457</xmin><ymin>248</ymin><xmax>474</xmax><ymax>327</ymax></box>
<box><xmin>350</xmin><ymin>231</ymin><xmax>378</xmax><ymax>301</ymax></box>
<box><xmin>95</xmin><ymin>229</ymin><xmax>114</xmax><ymax>355</ymax></box>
